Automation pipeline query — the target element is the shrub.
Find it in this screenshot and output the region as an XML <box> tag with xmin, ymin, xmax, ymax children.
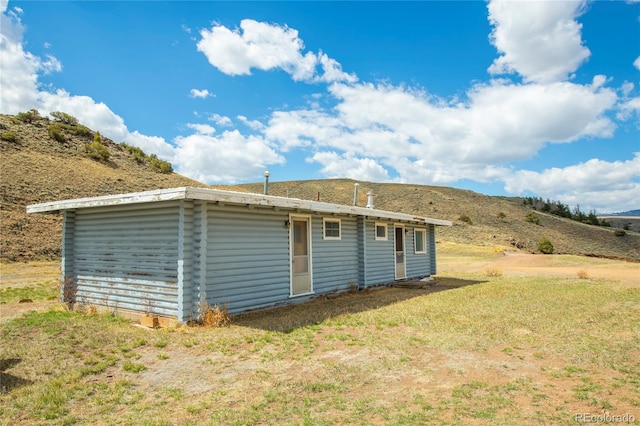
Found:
<box><xmin>149</xmin><ymin>154</ymin><xmax>173</xmax><ymax>174</ymax></box>
<box><xmin>577</xmin><ymin>270</ymin><xmax>589</xmax><ymax>279</ymax></box>
<box><xmin>198</xmin><ymin>303</ymin><xmax>230</xmax><ymax>327</ymax></box>
<box><xmin>458</xmin><ymin>214</ymin><xmax>473</xmax><ymax>225</ymax></box>
<box><xmin>537</xmin><ymin>237</ymin><xmax>554</xmax><ymax>254</ymax></box>
<box><xmin>73</xmin><ymin>125</ymin><xmax>92</xmax><ymax>137</ymax></box>
<box><xmin>50</xmin><ymin>111</ymin><xmax>79</xmax><ymax>126</ymax></box>
<box><xmin>484</xmin><ymin>267</ymin><xmax>503</xmax><ymax>277</ymax></box>
<box><xmin>496</xmin><ymin>212</ymin><xmax>506</xmax><ymax>220</ymax></box>
<box><xmin>525</xmin><ymin>213</ymin><xmax>540</xmax><ymax>225</ymax></box>
<box><xmin>16</xmin><ymin>109</ymin><xmax>41</xmax><ymax>123</ymax></box>
<box><xmin>48</xmin><ymin>124</ymin><xmax>66</xmax><ymax>143</ymax></box>
<box><xmin>614</xmin><ymin>229</ymin><xmax>626</xmax><ymax>237</ymax></box>
<box><xmin>0</xmin><ymin>132</ymin><xmax>17</xmax><ymax>142</ymax></box>
<box><xmin>85</xmin><ymin>133</ymin><xmax>110</xmax><ymax>160</ymax></box>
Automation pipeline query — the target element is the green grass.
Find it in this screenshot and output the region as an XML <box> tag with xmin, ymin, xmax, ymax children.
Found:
<box><xmin>1</xmin><ymin>259</ymin><xmax>639</xmax><ymax>425</ymax></box>
<box><xmin>0</xmin><ymin>280</ymin><xmax>59</xmax><ymax>303</ymax></box>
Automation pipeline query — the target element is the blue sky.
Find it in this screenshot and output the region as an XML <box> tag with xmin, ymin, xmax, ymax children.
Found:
<box><xmin>1</xmin><ymin>1</ymin><xmax>639</xmax><ymax>213</ymax></box>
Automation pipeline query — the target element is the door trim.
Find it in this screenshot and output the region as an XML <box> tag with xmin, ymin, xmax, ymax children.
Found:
<box><xmin>289</xmin><ymin>214</ymin><xmax>313</xmax><ymax>297</ymax></box>
<box><xmin>394</xmin><ymin>223</ymin><xmax>407</xmax><ymax>280</ymax></box>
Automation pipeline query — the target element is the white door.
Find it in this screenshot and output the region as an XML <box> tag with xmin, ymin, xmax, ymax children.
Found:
<box><xmin>290</xmin><ymin>215</ymin><xmax>312</xmax><ymax>295</ymax></box>
<box><xmin>395</xmin><ymin>225</ymin><xmax>406</xmax><ymax>279</ymax></box>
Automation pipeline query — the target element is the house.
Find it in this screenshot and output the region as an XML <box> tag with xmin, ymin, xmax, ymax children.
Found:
<box><xmin>27</xmin><ymin>187</ymin><xmax>451</xmax><ymax>322</ymax></box>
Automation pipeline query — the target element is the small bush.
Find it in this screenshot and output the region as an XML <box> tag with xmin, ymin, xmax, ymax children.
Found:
<box><xmin>73</xmin><ymin>125</ymin><xmax>92</xmax><ymax>137</ymax></box>
<box><xmin>614</xmin><ymin>229</ymin><xmax>626</xmax><ymax>237</ymax></box>
<box><xmin>16</xmin><ymin>109</ymin><xmax>41</xmax><ymax>123</ymax></box>
<box><xmin>199</xmin><ymin>303</ymin><xmax>230</xmax><ymax>327</ymax></box>
<box><xmin>537</xmin><ymin>237</ymin><xmax>554</xmax><ymax>254</ymax></box>
<box><xmin>48</xmin><ymin>124</ymin><xmax>66</xmax><ymax>143</ymax></box>
<box><xmin>525</xmin><ymin>213</ymin><xmax>541</xmax><ymax>225</ymax></box>
<box><xmin>50</xmin><ymin>111</ymin><xmax>79</xmax><ymax>126</ymax></box>
<box><xmin>458</xmin><ymin>214</ymin><xmax>473</xmax><ymax>225</ymax></box>
<box><xmin>577</xmin><ymin>270</ymin><xmax>589</xmax><ymax>279</ymax></box>
<box><xmin>1</xmin><ymin>132</ymin><xmax>17</xmax><ymax>142</ymax></box>
<box><xmin>85</xmin><ymin>132</ymin><xmax>110</xmax><ymax>160</ymax></box>
<box><xmin>496</xmin><ymin>212</ymin><xmax>506</xmax><ymax>220</ymax></box>
<box><xmin>149</xmin><ymin>154</ymin><xmax>173</xmax><ymax>174</ymax></box>
<box><xmin>484</xmin><ymin>267</ymin><xmax>503</xmax><ymax>277</ymax></box>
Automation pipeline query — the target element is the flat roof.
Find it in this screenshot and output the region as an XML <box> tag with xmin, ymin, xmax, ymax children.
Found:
<box><xmin>26</xmin><ymin>187</ymin><xmax>452</xmax><ymax>226</ymax></box>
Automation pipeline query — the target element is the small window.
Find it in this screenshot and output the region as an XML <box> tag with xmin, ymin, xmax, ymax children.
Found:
<box><xmin>375</xmin><ymin>222</ymin><xmax>387</xmax><ymax>240</ymax></box>
<box><xmin>323</xmin><ymin>218</ymin><xmax>341</xmax><ymax>240</ymax></box>
<box><xmin>415</xmin><ymin>228</ymin><xmax>427</xmax><ymax>254</ymax></box>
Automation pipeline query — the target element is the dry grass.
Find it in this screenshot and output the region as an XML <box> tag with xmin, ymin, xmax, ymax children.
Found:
<box><xmin>198</xmin><ymin>303</ymin><xmax>231</xmax><ymax>328</ymax></box>
<box><xmin>577</xmin><ymin>269</ymin><xmax>590</xmax><ymax>279</ymax></box>
<box><xmin>484</xmin><ymin>266</ymin><xmax>503</xmax><ymax>277</ymax></box>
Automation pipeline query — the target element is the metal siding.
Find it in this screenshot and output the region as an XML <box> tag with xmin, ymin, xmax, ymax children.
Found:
<box><xmin>363</xmin><ymin>219</ymin><xmax>395</xmax><ymax>286</ymax></box>
<box><xmin>429</xmin><ymin>224</ymin><xmax>437</xmax><ymax>275</ymax></box>
<box><xmin>405</xmin><ymin>226</ymin><xmax>432</xmax><ymax>278</ymax></box>
<box><xmin>311</xmin><ymin>215</ymin><xmax>359</xmax><ymax>294</ymax></box>
<box><xmin>177</xmin><ymin>200</ymin><xmax>195</xmax><ymax>322</ymax></box>
<box><xmin>206</xmin><ymin>206</ymin><xmax>291</xmax><ymax>314</ymax></box>
<box><xmin>72</xmin><ymin>201</ymin><xmax>180</xmax><ymax>317</ymax></box>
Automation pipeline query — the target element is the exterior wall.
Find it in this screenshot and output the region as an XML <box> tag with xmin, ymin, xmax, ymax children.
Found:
<box><xmin>205</xmin><ymin>205</ymin><xmax>291</xmax><ymax>314</ymax></box>
<box><xmin>405</xmin><ymin>224</ymin><xmax>436</xmax><ymax>278</ymax></box>
<box><xmin>62</xmin><ymin>199</ymin><xmax>441</xmax><ymax>320</ymax></box>
<box><xmin>69</xmin><ymin>201</ymin><xmax>181</xmax><ymax>317</ymax></box>
<box><xmin>362</xmin><ymin>219</ymin><xmax>395</xmax><ymax>287</ymax></box>
<box><xmin>311</xmin><ymin>215</ymin><xmax>359</xmax><ymax>294</ymax></box>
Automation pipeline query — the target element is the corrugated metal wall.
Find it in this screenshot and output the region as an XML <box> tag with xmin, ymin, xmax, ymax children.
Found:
<box><xmin>311</xmin><ymin>215</ymin><xmax>359</xmax><ymax>294</ymax></box>
<box><xmin>205</xmin><ymin>205</ymin><xmax>291</xmax><ymax>314</ymax></box>
<box><xmin>71</xmin><ymin>201</ymin><xmax>181</xmax><ymax>317</ymax></box>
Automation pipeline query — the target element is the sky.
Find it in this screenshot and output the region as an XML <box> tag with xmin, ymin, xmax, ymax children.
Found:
<box><xmin>1</xmin><ymin>1</ymin><xmax>639</xmax><ymax>214</ymax></box>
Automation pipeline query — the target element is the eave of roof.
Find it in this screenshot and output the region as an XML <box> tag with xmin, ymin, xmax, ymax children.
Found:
<box><xmin>26</xmin><ymin>186</ymin><xmax>452</xmax><ymax>226</ymax></box>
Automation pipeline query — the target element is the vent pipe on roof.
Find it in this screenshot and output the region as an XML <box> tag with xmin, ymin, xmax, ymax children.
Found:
<box><xmin>263</xmin><ymin>171</ymin><xmax>270</xmax><ymax>195</ymax></box>
<box><xmin>366</xmin><ymin>191</ymin><xmax>375</xmax><ymax>209</ymax></box>
<box><xmin>353</xmin><ymin>183</ymin><xmax>359</xmax><ymax>206</ymax></box>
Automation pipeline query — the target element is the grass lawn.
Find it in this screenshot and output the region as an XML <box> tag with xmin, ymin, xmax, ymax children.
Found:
<box><xmin>1</xmin><ymin>247</ymin><xmax>639</xmax><ymax>425</ymax></box>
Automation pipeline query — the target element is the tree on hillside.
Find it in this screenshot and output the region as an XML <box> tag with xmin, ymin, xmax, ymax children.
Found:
<box><xmin>50</xmin><ymin>111</ymin><xmax>79</xmax><ymax>126</ymax></box>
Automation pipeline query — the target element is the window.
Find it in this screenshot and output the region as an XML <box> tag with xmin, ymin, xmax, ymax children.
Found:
<box><xmin>375</xmin><ymin>222</ymin><xmax>387</xmax><ymax>240</ymax></box>
<box><xmin>414</xmin><ymin>228</ymin><xmax>427</xmax><ymax>254</ymax></box>
<box><xmin>323</xmin><ymin>218</ymin><xmax>341</xmax><ymax>240</ymax></box>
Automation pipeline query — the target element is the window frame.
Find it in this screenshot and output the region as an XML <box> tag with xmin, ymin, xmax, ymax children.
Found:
<box><xmin>322</xmin><ymin>217</ymin><xmax>342</xmax><ymax>240</ymax></box>
<box><xmin>374</xmin><ymin>222</ymin><xmax>388</xmax><ymax>241</ymax></box>
<box><xmin>414</xmin><ymin>228</ymin><xmax>427</xmax><ymax>254</ymax></box>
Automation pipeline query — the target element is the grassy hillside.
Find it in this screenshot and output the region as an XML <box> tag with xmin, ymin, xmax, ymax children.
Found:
<box><xmin>0</xmin><ymin>113</ymin><xmax>207</xmax><ymax>261</ymax></box>
<box><xmin>2</xmin><ymin>113</ymin><xmax>638</xmax><ymax>262</ymax></box>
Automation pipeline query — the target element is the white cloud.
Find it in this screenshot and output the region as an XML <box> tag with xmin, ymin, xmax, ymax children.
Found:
<box><xmin>189</xmin><ymin>88</ymin><xmax>214</xmax><ymax>98</ymax></box>
<box><xmin>0</xmin><ymin>4</ymin><xmax>46</xmax><ymax>113</ymax></box>
<box><xmin>634</xmin><ymin>56</ymin><xmax>640</xmax><ymax>71</ymax></box>
<box><xmin>237</xmin><ymin>115</ymin><xmax>265</xmax><ymax>131</ymax></box>
<box><xmin>172</xmin><ymin>130</ymin><xmax>284</xmax><ymax>183</ymax></box>
<box><xmin>504</xmin><ymin>154</ymin><xmax>640</xmax><ymax>212</ymax></box>
<box><xmin>616</xmin><ymin>96</ymin><xmax>640</xmax><ymax>121</ymax></box>
<box><xmin>308</xmin><ymin>151</ymin><xmax>390</xmax><ymax>181</ymax></box>
<box><xmin>196</xmin><ymin>19</ymin><xmax>356</xmax><ymax>84</ymax></box>
<box><xmin>186</xmin><ymin>123</ymin><xmax>216</xmax><ymax>135</ymax></box>
<box><xmin>487</xmin><ymin>0</ymin><xmax>591</xmax><ymax>83</ymax></box>
<box><xmin>209</xmin><ymin>113</ymin><xmax>232</xmax><ymax>127</ymax></box>
<box><xmin>265</xmin><ymin>80</ymin><xmax>616</xmax><ymax>176</ymax></box>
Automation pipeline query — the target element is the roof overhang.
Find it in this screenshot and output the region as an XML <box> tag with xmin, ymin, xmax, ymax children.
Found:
<box><xmin>26</xmin><ymin>187</ymin><xmax>452</xmax><ymax>226</ymax></box>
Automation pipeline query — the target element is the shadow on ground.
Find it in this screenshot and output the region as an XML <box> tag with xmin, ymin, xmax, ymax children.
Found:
<box><xmin>234</xmin><ymin>277</ymin><xmax>486</xmax><ymax>332</ymax></box>
<box><xmin>0</xmin><ymin>358</ymin><xmax>31</xmax><ymax>393</ymax></box>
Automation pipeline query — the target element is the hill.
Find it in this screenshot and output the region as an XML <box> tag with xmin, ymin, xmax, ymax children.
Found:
<box><xmin>0</xmin><ymin>113</ymin><xmax>208</xmax><ymax>261</ymax></box>
<box><xmin>1</xmin><ymin>113</ymin><xmax>638</xmax><ymax>262</ymax></box>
